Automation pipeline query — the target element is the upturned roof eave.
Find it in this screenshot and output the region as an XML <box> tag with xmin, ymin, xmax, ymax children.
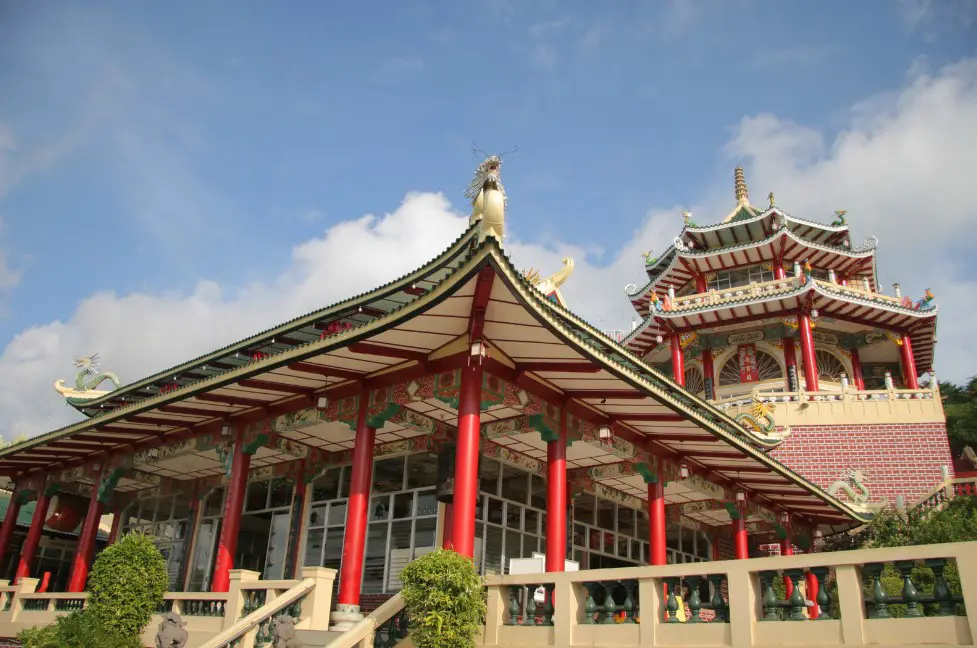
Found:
<box><xmin>6</xmin><ymin>235</ymin><xmax>868</xmax><ymax>524</ymax></box>
<box><xmin>629</xmin><ymin>228</ymin><xmax>879</xmax><ymax>315</ymax></box>
<box><xmin>488</xmin><ymin>247</ymin><xmax>872</xmax><ymax>524</ymax></box>
<box><xmin>60</xmin><ymin>225</ymin><xmax>484</xmax><ymax>416</ymax></box>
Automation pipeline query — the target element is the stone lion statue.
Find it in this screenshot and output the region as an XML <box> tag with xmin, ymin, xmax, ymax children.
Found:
<box><xmin>269</xmin><ymin>614</ymin><xmax>301</xmax><ymax>648</ymax></box>
<box><xmin>155</xmin><ymin>612</ymin><xmax>188</xmax><ymax>648</ymax></box>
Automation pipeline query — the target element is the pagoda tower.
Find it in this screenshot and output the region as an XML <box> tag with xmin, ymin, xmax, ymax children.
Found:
<box><xmin>624</xmin><ymin>168</ymin><xmax>951</xmax><ymax>509</ymax></box>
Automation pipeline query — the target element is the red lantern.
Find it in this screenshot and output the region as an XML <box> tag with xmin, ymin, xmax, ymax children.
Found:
<box><xmin>46</xmin><ymin>493</ymin><xmax>87</xmax><ymax>532</ymax></box>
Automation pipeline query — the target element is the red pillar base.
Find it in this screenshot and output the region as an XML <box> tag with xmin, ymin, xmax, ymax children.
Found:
<box><xmin>211</xmin><ymin>431</ymin><xmax>252</xmax><ymax>593</ymax></box>
<box><xmin>545</xmin><ymin>414</ymin><xmax>567</xmax><ymax>573</ymax></box>
<box><xmin>450</xmin><ymin>363</ymin><xmax>483</xmax><ymax>559</ymax></box>
<box><xmin>648</xmin><ymin>481</ymin><xmax>666</xmax><ymax>565</ymax></box>
<box><xmin>67</xmin><ymin>490</ymin><xmax>104</xmax><ymax>592</ymax></box>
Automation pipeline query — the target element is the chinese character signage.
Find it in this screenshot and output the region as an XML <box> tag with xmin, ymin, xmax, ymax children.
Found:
<box><xmin>738</xmin><ymin>343</ymin><xmax>759</xmax><ymax>383</ymax></box>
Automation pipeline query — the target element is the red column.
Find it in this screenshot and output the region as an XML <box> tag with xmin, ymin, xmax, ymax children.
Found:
<box><xmin>211</xmin><ymin>430</ymin><xmax>252</xmax><ymax>592</ymax></box>
<box><xmin>783</xmin><ymin>337</ymin><xmax>798</xmax><ymax>391</ymax></box>
<box><xmin>545</xmin><ymin>412</ymin><xmax>567</xmax><ymax>572</ymax></box>
<box><xmin>670</xmin><ymin>331</ymin><xmax>685</xmax><ymax>387</ymax></box>
<box><xmin>107</xmin><ymin>507</ymin><xmax>123</xmax><ymax>545</ymax></box>
<box><xmin>702</xmin><ymin>348</ymin><xmax>715</xmax><ymax>399</ymax></box>
<box><xmin>15</xmin><ymin>490</ymin><xmax>53</xmax><ymax>582</ymax></box>
<box><xmin>900</xmin><ymin>333</ymin><xmax>919</xmax><ymax>389</ymax></box>
<box><xmin>798</xmin><ymin>313</ymin><xmax>819</xmax><ymax>392</ymax></box>
<box><xmin>781</xmin><ymin>529</ymin><xmax>794</xmax><ymax>597</ymax></box>
<box><xmin>67</xmin><ymin>484</ymin><xmax>104</xmax><ymax>592</ymax></box>
<box><xmin>695</xmin><ymin>274</ymin><xmax>707</xmax><ymax>294</ymax></box>
<box><xmin>0</xmin><ymin>495</ymin><xmax>24</xmax><ymax>571</ymax></box>
<box><xmin>807</xmin><ymin>571</ymin><xmax>820</xmax><ymax>619</ymax></box>
<box><xmin>337</xmin><ymin>394</ymin><xmax>377</xmax><ymax>608</ymax></box>
<box><xmin>774</xmin><ymin>264</ymin><xmax>786</xmax><ymax>280</ymax></box>
<box><xmin>451</xmin><ymin>362</ymin><xmax>483</xmax><ymax>558</ymax></box>
<box><xmin>648</xmin><ymin>481</ymin><xmax>666</xmax><ymax>565</ymax></box>
<box><xmin>850</xmin><ymin>347</ymin><xmax>865</xmax><ymax>390</ymax></box>
<box><xmin>732</xmin><ymin>512</ymin><xmax>748</xmax><ymax>560</ymax></box>
<box><xmin>442</xmin><ymin>504</ymin><xmax>454</xmax><ymax>549</ymax></box>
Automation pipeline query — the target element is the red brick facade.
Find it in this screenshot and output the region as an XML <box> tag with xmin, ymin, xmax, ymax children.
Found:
<box><xmin>770</xmin><ymin>422</ymin><xmax>953</xmax><ymax>505</ymax></box>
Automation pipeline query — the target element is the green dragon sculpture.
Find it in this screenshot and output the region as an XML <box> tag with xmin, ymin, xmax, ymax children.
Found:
<box><xmin>831</xmin><ymin>209</ymin><xmax>847</xmax><ymax>226</ymax></box>
<box><xmin>53</xmin><ymin>353</ymin><xmax>121</xmax><ymax>401</ymax></box>
<box><xmin>734</xmin><ymin>393</ymin><xmax>791</xmax><ymax>445</ymax></box>
<box><xmin>827</xmin><ymin>468</ymin><xmax>871</xmax><ymax>505</ymax></box>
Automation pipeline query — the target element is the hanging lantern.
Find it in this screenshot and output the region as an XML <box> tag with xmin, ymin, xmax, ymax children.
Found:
<box><xmin>679</xmin><ymin>464</ymin><xmax>690</xmax><ymax>480</ymax></box>
<box><xmin>46</xmin><ymin>493</ymin><xmax>87</xmax><ymax>533</ymax></box>
<box><xmin>735</xmin><ymin>490</ymin><xmax>746</xmax><ymax>504</ymax></box>
<box><xmin>435</xmin><ymin>443</ymin><xmax>457</xmax><ymax>503</ymax></box>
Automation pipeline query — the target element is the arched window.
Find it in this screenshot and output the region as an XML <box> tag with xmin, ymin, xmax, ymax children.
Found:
<box><xmin>813</xmin><ymin>350</ymin><xmax>847</xmax><ymax>381</ymax></box>
<box><xmin>719</xmin><ymin>350</ymin><xmax>783</xmax><ymax>386</ymax></box>
<box><xmin>684</xmin><ymin>367</ymin><xmax>704</xmax><ymax>394</ymax></box>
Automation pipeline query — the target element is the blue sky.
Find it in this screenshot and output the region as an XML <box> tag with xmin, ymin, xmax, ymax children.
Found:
<box><xmin>1</xmin><ymin>0</ymin><xmax>976</xmax><ymax>438</ymax></box>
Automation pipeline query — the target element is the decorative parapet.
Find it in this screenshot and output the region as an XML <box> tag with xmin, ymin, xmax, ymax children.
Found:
<box><xmin>712</xmin><ymin>382</ymin><xmax>945</xmax><ymax>431</ymax></box>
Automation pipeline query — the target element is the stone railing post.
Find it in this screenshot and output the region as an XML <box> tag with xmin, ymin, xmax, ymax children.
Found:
<box><xmin>7</xmin><ymin>577</ymin><xmax>39</xmax><ymax>623</ymax></box>
<box><xmin>297</xmin><ymin>567</ymin><xmax>337</xmax><ymax>631</ymax></box>
<box><xmin>637</xmin><ymin>577</ymin><xmax>660</xmax><ymax>647</ymax></box>
<box><xmin>552</xmin><ymin>579</ymin><xmax>583</xmax><ymax>648</ymax></box>
<box><xmin>834</xmin><ymin>564</ymin><xmax>866</xmax><ymax>645</ymax></box>
<box><xmin>957</xmin><ymin>549</ymin><xmax>977</xmax><ymax>642</ymax></box>
<box><xmin>223</xmin><ymin>569</ymin><xmax>261</xmax><ymax>648</ymax></box>
<box><xmin>483</xmin><ymin>583</ymin><xmax>506</xmax><ymax>646</ymax></box>
<box><xmin>726</xmin><ymin>565</ymin><xmax>757</xmax><ymax>648</ymax></box>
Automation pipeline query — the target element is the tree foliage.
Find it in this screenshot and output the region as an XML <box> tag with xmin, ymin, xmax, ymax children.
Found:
<box><xmin>86</xmin><ymin>532</ymin><xmax>168</xmax><ymax>638</ymax></box>
<box><xmin>17</xmin><ymin>611</ymin><xmax>141</xmax><ymax>648</ymax></box>
<box><xmin>400</xmin><ymin>549</ymin><xmax>487</xmax><ymax>648</ymax></box>
<box><xmin>940</xmin><ymin>377</ymin><xmax>977</xmax><ymax>454</ymax></box>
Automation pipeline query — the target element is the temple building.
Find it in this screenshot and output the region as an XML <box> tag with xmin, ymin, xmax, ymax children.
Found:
<box><xmin>0</xmin><ymin>158</ymin><xmax>952</xmax><ymax>627</ymax></box>
<box><xmin>623</xmin><ymin>169</ymin><xmax>951</xmax><ymax>508</ymax></box>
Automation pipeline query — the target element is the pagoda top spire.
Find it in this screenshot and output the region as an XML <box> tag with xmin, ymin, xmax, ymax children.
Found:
<box><xmin>722</xmin><ymin>166</ymin><xmax>760</xmax><ymax>223</ymax></box>
<box><xmin>734</xmin><ymin>166</ymin><xmax>749</xmax><ymax>204</ymax></box>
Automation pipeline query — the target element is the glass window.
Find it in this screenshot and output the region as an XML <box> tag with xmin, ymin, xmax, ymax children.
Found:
<box><xmin>416</xmin><ymin>491</ymin><xmax>438</xmax><ymax>517</ymax></box>
<box><xmin>597</xmin><ymin>500</ymin><xmax>615</xmax><ymax>531</ymax></box>
<box><xmin>370</xmin><ymin>495</ymin><xmax>390</xmax><ymax>521</ymax></box>
<box><xmin>312</xmin><ymin>468</ymin><xmax>341</xmax><ymax>501</ymax></box>
<box><xmin>487</xmin><ymin>498</ymin><xmax>504</xmax><ymax>525</ymax></box>
<box><xmin>500</xmin><ymin>467</ymin><xmax>528</xmax><ymax>505</ymax></box>
<box><xmin>479</xmin><ymin>459</ymin><xmax>501</xmax><ymax>496</ymax></box>
<box><xmin>328</xmin><ymin>501</ymin><xmax>347</xmax><ymax>526</ymax></box>
<box><xmin>530</xmin><ymin>474</ymin><xmax>546</xmax><ymax>510</ymax></box>
<box><xmin>268</xmin><ymin>478</ymin><xmax>293</xmax><ymax>509</ymax></box>
<box><xmin>373</xmin><ymin>457</ymin><xmax>405</xmax><ymax>493</ymax></box>
<box><xmin>524</xmin><ymin>509</ymin><xmax>539</xmax><ymax>534</ymax></box>
<box><xmin>618</xmin><ymin>507</ymin><xmax>636</xmax><ymax>538</ymax></box>
<box><xmin>246</xmin><ymin>480</ymin><xmax>269</xmax><ymax>512</ymax></box>
<box><xmin>748</xmin><ymin>265</ymin><xmax>774</xmax><ymax>284</ymax></box>
<box><xmin>505</xmin><ymin>503</ymin><xmax>521</xmax><ymax>529</ymax></box>
<box><xmin>392</xmin><ymin>493</ymin><xmax>413</xmax><ymax>519</ymax></box>
<box><xmin>406</xmin><ymin>454</ymin><xmax>437</xmax><ymax>489</ymax></box>
<box><xmin>339</xmin><ymin>467</ymin><xmax>351</xmax><ymax>498</ymax></box>
<box><xmin>574</xmin><ymin>494</ymin><xmax>596</xmax><ymax>526</ymax></box>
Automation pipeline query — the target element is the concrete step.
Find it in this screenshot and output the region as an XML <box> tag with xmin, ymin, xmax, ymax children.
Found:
<box><xmin>296</xmin><ymin>628</ymin><xmax>344</xmax><ymax>646</ymax></box>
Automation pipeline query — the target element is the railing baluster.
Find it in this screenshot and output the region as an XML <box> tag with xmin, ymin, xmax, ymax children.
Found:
<box><xmin>622</xmin><ymin>580</ymin><xmax>636</xmax><ymax>624</ymax></box>
<box><xmin>926</xmin><ymin>559</ymin><xmax>954</xmax><ymax>616</ymax></box>
<box><xmin>601</xmin><ymin>583</ymin><xmax>616</xmax><ymax>625</ymax></box>
<box><xmin>664</xmin><ymin>578</ymin><xmax>680</xmax><ymax>623</ymax></box>
<box><xmin>506</xmin><ymin>585</ymin><xmax>521</xmax><ymax>626</ymax></box>
<box><xmin>786</xmin><ymin>570</ymin><xmax>806</xmax><ymax>621</ymax></box>
<box><xmin>686</xmin><ymin>576</ymin><xmax>703</xmax><ymax>623</ymax></box>
<box><xmin>541</xmin><ymin>584</ymin><xmax>555</xmax><ymax>626</ymax></box>
<box><xmin>523</xmin><ymin>585</ymin><xmax>537</xmax><ymax>626</ymax></box>
<box><xmin>895</xmin><ymin>561</ymin><xmax>922</xmax><ymax>618</ymax></box>
<box><xmin>865</xmin><ymin>563</ymin><xmax>890</xmax><ymax>619</ymax></box>
<box><xmin>582</xmin><ymin>583</ymin><xmax>598</xmax><ymax>624</ymax></box>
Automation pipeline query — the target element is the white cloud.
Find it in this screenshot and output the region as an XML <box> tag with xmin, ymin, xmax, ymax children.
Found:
<box><xmin>3</xmin><ymin>57</ymin><xmax>977</xmax><ymax>439</ymax></box>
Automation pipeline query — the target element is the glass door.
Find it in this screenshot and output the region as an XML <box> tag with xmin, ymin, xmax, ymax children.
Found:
<box><xmin>263</xmin><ymin>511</ymin><xmax>291</xmax><ymax>580</ymax></box>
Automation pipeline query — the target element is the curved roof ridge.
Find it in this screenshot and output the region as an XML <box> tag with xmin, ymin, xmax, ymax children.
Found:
<box><xmin>66</xmin><ymin>223</ymin><xmax>484</xmax><ymax>410</ymax></box>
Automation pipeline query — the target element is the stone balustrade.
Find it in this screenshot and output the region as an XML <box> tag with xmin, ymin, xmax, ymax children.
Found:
<box><xmin>0</xmin><ymin>567</ymin><xmax>336</xmax><ymax>648</ymax></box>
<box><xmin>482</xmin><ymin>541</ymin><xmax>977</xmax><ymax>647</ymax></box>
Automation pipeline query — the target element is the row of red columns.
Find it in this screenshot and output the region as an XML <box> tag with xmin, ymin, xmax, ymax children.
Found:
<box><xmin>0</xmin><ymin>481</ymin><xmax>106</xmax><ymax>591</ymax></box>
<box><xmin>674</xmin><ymin>269</ymin><xmax>920</xmax><ymax>393</ymax></box>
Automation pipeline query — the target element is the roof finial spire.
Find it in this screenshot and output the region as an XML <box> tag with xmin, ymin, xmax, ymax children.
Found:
<box><xmin>734</xmin><ymin>167</ymin><xmax>749</xmax><ymax>204</ymax></box>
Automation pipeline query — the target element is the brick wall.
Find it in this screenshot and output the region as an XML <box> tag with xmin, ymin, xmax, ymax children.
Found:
<box><xmin>770</xmin><ymin>422</ymin><xmax>953</xmax><ymax>505</ymax></box>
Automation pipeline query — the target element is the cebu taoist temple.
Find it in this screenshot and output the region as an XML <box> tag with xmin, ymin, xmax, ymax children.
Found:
<box><xmin>0</xmin><ymin>158</ymin><xmax>974</xmax><ymax>648</ymax></box>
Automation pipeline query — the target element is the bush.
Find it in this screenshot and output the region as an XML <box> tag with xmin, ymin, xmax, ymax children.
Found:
<box><xmin>17</xmin><ymin>610</ymin><xmax>141</xmax><ymax>648</ymax></box>
<box><xmin>400</xmin><ymin>549</ymin><xmax>486</xmax><ymax>648</ymax></box>
<box><xmin>87</xmin><ymin>532</ymin><xmax>168</xmax><ymax>638</ymax></box>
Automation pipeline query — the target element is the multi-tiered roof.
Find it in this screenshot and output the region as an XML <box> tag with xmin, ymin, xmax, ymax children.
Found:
<box><xmin>625</xmin><ymin>169</ymin><xmax>938</xmax><ymax>374</ymax></box>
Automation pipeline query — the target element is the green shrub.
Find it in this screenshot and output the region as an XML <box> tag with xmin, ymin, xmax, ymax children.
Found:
<box><xmin>17</xmin><ymin>610</ymin><xmax>141</xmax><ymax>648</ymax></box>
<box><xmin>87</xmin><ymin>531</ymin><xmax>168</xmax><ymax>638</ymax></box>
<box><xmin>400</xmin><ymin>549</ymin><xmax>487</xmax><ymax>648</ymax></box>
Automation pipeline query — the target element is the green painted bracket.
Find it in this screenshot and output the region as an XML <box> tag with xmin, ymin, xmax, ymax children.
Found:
<box><xmin>774</xmin><ymin>524</ymin><xmax>788</xmax><ymax>540</ymax></box>
<box><xmin>97</xmin><ymin>467</ymin><xmax>129</xmax><ymax>504</ymax></box>
<box><xmin>43</xmin><ymin>483</ymin><xmax>61</xmax><ymax>498</ymax></box>
<box><xmin>724</xmin><ymin>502</ymin><xmax>742</xmax><ymax>520</ymax></box>
<box><xmin>794</xmin><ymin>533</ymin><xmax>812</xmax><ymax>550</ymax></box>
<box><xmin>366</xmin><ymin>403</ymin><xmax>402</xmax><ymax>429</ymax></box>
<box><xmin>242</xmin><ymin>433</ymin><xmax>270</xmax><ymax>456</ymax></box>
<box><xmin>635</xmin><ymin>462</ymin><xmax>658</xmax><ymax>484</ymax></box>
